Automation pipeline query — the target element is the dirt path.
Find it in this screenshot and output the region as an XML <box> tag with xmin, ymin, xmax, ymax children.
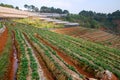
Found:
<box><xmin>24</xmin><ymin>34</ymin><xmax>47</xmax><ymax>80</ymax></box>
<box><xmin>35</xmin><ymin>34</ymin><xmax>95</xmax><ymax>78</ymax></box>
<box><xmin>0</xmin><ymin>27</ymin><xmax>8</xmax><ymax>54</ymax></box>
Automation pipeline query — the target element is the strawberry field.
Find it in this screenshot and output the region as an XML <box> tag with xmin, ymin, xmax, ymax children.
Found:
<box><xmin>0</xmin><ymin>18</ymin><xmax>119</xmax><ymax>80</ymax></box>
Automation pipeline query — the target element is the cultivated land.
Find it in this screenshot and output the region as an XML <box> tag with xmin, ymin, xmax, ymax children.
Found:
<box><xmin>0</xmin><ymin>18</ymin><xmax>120</xmax><ymax>80</ymax></box>
<box><xmin>51</xmin><ymin>27</ymin><xmax>120</xmax><ymax>49</ymax></box>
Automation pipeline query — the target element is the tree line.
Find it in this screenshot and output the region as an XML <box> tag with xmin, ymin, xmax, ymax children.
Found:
<box><xmin>57</xmin><ymin>10</ymin><xmax>120</xmax><ymax>34</ymax></box>
<box><xmin>0</xmin><ymin>3</ymin><xmax>19</xmax><ymax>9</ymax></box>
<box><xmin>24</xmin><ymin>4</ymin><xmax>69</xmax><ymax>14</ymax></box>
<box><xmin>0</xmin><ymin>3</ymin><xmax>69</xmax><ymax>14</ymax></box>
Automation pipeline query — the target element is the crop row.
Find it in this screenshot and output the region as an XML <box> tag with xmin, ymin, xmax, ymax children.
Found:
<box><xmin>45</xmin><ymin>33</ymin><xmax>120</xmax><ymax>69</ymax></box>
<box><xmin>7</xmin><ymin>20</ymin><xmax>120</xmax><ymax>79</ymax></box>
<box><xmin>15</xmin><ymin>30</ymin><xmax>39</xmax><ymax>80</ymax></box>
<box><xmin>18</xmin><ymin>22</ymin><xmax>84</xmax><ymax>79</ymax></box>
<box><xmin>13</xmin><ymin>23</ymin><xmax>97</xmax><ymax>78</ymax></box>
<box><xmin>36</xmin><ymin>29</ymin><xmax>120</xmax><ymax>78</ymax></box>
<box><xmin>25</xmin><ymin>32</ymin><xmax>83</xmax><ymax>80</ymax></box>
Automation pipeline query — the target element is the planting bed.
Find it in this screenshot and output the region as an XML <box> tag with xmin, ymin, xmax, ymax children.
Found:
<box><xmin>0</xmin><ymin>19</ymin><xmax>120</xmax><ymax>80</ymax></box>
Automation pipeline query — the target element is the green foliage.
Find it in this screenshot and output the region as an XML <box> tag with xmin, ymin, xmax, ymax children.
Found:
<box><xmin>33</xmin><ymin>28</ymin><xmax>120</xmax><ymax>78</ymax></box>
<box><xmin>16</xmin><ymin>31</ymin><xmax>28</xmax><ymax>79</ymax></box>
<box><xmin>6</xmin><ymin>20</ymin><xmax>120</xmax><ymax>79</ymax></box>
<box><xmin>0</xmin><ymin>28</ymin><xmax>12</xmax><ymax>79</ymax></box>
<box><xmin>27</xmin><ymin>48</ymin><xmax>39</xmax><ymax>79</ymax></box>
<box><xmin>0</xmin><ymin>3</ymin><xmax>14</xmax><ymax>8</ymax></box>
<box><xmin>108</xmin><ymin>10</ymin><xmax>120</xmax><ymax>20</ymax></box>
<box><xmin>15</xmin><ymin>30</ymin><xmax>39</xmax><ymax>80</ymax></box>
<box><xmin>24</xmin><ymin>4</ymin><xmax>69</xmax><ymax>14</ymax></box>
<box><xmin>15</xmin><ymin>6</ymin><xmax>19</xmax><ymax>10</ymax></box>
<box><xmin>24</xmin><ymin>4</ymin><xmax>39</xmax><ymax>12</ymax></box>
<box><xmin>68</xmin><ymin>76</ymin><xmax>72</xmax><ymax>80</ymax></box>
<box><xmin>59</xmin><ymin>10</ymin><xmax>120</xmax><ymax>33</ymax></box>
<box><xmin>40</xmin><ymin>6</ymin><xmax>69</xmax><ymax>14</ymax></box>
<box><xmin>68</xmin><ymin>65</ymin><xmax>76</xmax><ymax>72</ymax></box>
<box><xmin>0</xmin><ymin>3</ymin><xmax>19</xmax><ymax>9</ymax></box>
<box><xmin>0</xmin><ymin>22</ymin><xmax>3</xmax><ymax>28</ymax></box>
<box><xmin>14</xmin><ymin>18</ymin><xmax>63</xmax><ymax>28</ymax></box>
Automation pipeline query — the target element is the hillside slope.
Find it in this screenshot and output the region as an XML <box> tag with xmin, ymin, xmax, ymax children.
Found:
<box><xmin>51</xmin><ymin>27</ymin><xmax>120</xmax><ymax>49</ymax></box>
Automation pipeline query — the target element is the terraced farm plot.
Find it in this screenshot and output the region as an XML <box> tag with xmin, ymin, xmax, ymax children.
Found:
<box><xmin>0</xmin><ymin>19</ymin><xmax>120</xmax><ymax>80</ymax></box>
<box><xmin>51</xmin><ymin>27</ymin><xmax>120</xmax><ymax>49</ymax></box>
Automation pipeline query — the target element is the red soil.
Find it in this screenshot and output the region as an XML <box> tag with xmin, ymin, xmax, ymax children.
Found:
<box><xmin>2</xmin><ymin>52</ymin><xmax>13</xmax><ymax>80</ymax></box>
<box><xmin>52</xmin><ymin>27</ymin><xmax>114</xmax><ymax>42</ymax></box>
<box><xmin>3</xmin><ymin>31</ymin><xmax>15</xmax><ymax>80</ymax></box>
<box><xmin>36</xmin><ymin>34</ymin><xmax>95</xmax><ymax>78</ymax></box>
<box><xmin>52</xmin><ymin>27</ymin><xmax>86</xmax><ymax>35</ymax></box>
<box><xmin>35</xmin><ymin>53</ymin><xmax>56</xmax><ymax>80</ymax></box>
<box><xmin>0</xmin><ymin>28</ymin><xmax>8</xmax><ymax>54</ymax></box>
<box><xmin>8</xmin><ymin>32</ymin><xmax>18</xmax><ymax>80</ymax></box>
<box><xmin>52</xmin><ymin>27</ymin><xmax>120</xmax><ymax>49</ymax></box>
<box><xmin>111</xmin><ymin>74</ymin><xmax>118</xmax><ymax>80</ymax></box>
<box><xmin>0</xmin><ymin>28</ymin><xmax>14</xmax><ymax>80</ymax></box>
<box><xmin>8</xmin><ymin>46</ymin><xmax>14</xmax><ymax>80</ymax></box>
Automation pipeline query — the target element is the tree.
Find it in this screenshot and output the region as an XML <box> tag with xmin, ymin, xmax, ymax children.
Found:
<box><xmin>24</xmin><ymin>4</ymin><xmax>28</xmax><ymax>9</ymax></box>
<box><xmin>24</xmin><ymin>4</ymin><xmax>38</xmax><ymax>12</ymax></box>
<box><xmin>34</xmin><ymin>7</ymin><xmax>39</xmax><ymax>12</ymax></box>
<box><xmin>40</xmin><ymin>6</ymin><xmax>68</xmax><ymax>14</ymax></box>
<box><xmin>50</xmin><ymin>7</ymin><xmax>55</xmax><ymax>13</ymax></box>
<box><xmin>56</xmin><ymin>8</ymin><xmax>62</xmax><ymax>14</ymax></box>
<box><xmin>30</xmin><ymin>5</ymin><xmax>35</xmax><ymax>11</ymax></box>
<box><xmin>15</xmin><ymin>6</ymin><xmax>19</xmax><ymax>10</ymax></box>
<box><xmin>0</xmin><ymin>3</ymin><xmax>14</xmax><ymax>8</ymax></box>
<box><xmin>24</xmin><ymin>4</ymin><xmax>31</xmax><ymax>11</ymax></box>
<box><xmin>63</xmin><ymin>10</ymin><xmax>69</xmax><ymax>14</ymax></box>
<box><xmin>79</xmin><ymin>10</ymin><xmax>95</xmax><ymax>17</ymax></box>
<box><xmin>109</xmin><ymin>10</ymin><xmax>120</xmax><ymax>20</ymax></box>
<box><xmin>0</xmin><ymin>3</ymin><xmax>4</xmax><ymax>6</ymax></box>
<box><xmin>40</xmin><ymin>6</ymin><xmax>48</xmax><ymax>12</ymax></box>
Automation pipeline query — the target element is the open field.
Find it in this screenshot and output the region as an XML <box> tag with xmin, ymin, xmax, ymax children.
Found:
<box><xmin>51</xmin><ymin>27</ymin><xmax>120</xmax><ymax>49</ymax></box>
<box><xmin>14</xmin><ymin>18</ymin><xmax>64</xmax><ymax>29</ymax></box>
<box><xmin>0</xmin><ymin>18</ymin><xmax>120</xmax><ymax>80</ymax></box>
